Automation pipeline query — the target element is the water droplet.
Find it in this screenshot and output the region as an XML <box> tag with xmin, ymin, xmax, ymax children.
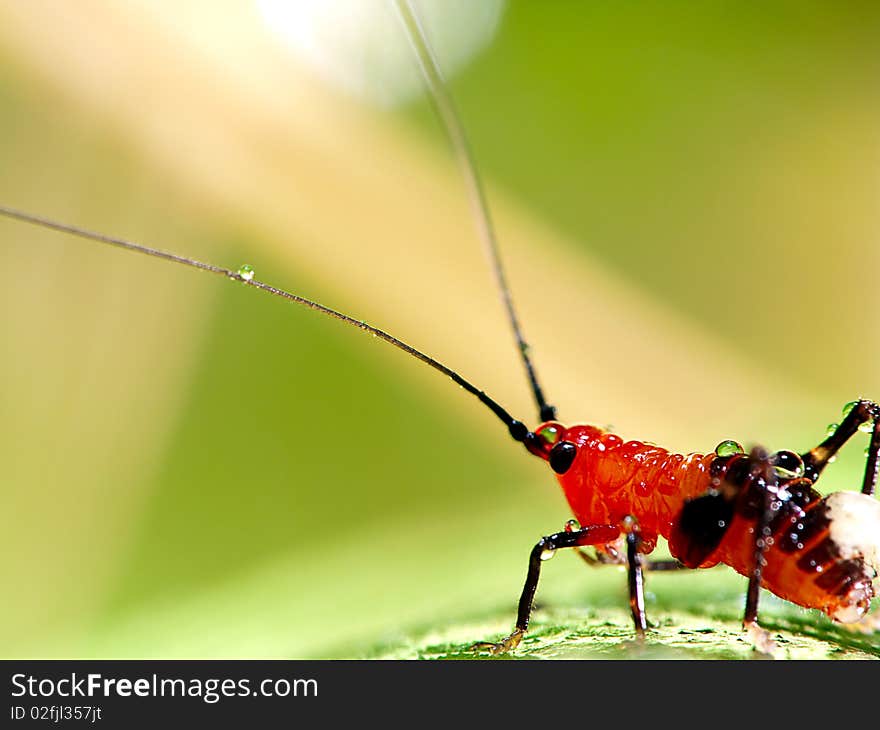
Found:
<box><xmin>538</xmin><ymin>425</ymin><xmax>561</xmax><ymax>445</ymax></box>
<box><xmin>540</xmin><ymin>548</ymin><xmax>556</xmax><ymax>561</ymax></box>
<box><xmin>237</xmin><ymin>264</ymin><xmax>255</xmax><ymax>282</ymax></box>
<box><xmin>772</xmin><ymin>450</ymin><xmax>804</xmax><ymax>479</ymax></box>
<box><xmin>858</xmin><ymin>421</ymin><xmax>874</xmax><ymax>434</ymax></box>
<box><xmin>564</xmin><ymin>519</ymin><xmax>580</xmax><ymax>533</ymax></box>
<box><xmin>826</xmin><ymin>423</ymin><xmax>839</xmax><ymax>437</ymax></box>
<box><xmin>715</xmin><ymin>440</ymin><xmax>744</xmax><ymax>457</ymax></box>
<box><xmin>842</xmin><ymin>401</ymin><xmax>858</xmax><ymax>418</ymax></box>
<box><xmin>827</xmin><ymin>455</ymin><xmax>837</xmax><ymax>464</ymax></box>
<box><xmin>866</xmin><ymin>447</ymin><xmax>872</xmax><ymax>457</ymax></box>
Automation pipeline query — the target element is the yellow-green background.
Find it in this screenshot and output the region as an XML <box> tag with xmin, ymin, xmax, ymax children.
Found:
<box><xmin>1</xmin><ymin>1</ymin><xmax>878</xmax><ymax>658</ymax></box>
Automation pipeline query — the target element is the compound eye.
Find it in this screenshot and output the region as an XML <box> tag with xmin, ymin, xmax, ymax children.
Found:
<box><xmin>771</xmin><ymin>450</ymin><xmax>805</xmax><ymax>479</ymax></box>
<box><xmin>549</xmin><ymin>441</ymin><xmax>577</xmax><ymax>474</ymax></box>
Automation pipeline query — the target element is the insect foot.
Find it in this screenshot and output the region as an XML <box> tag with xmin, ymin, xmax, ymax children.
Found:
<box><xmin>471</xmin><ymin>628</ymin><xmax>525</xmax><ymax>656</ymax></box>
<box><xmin>743</xmin><ymin>621</ymin><xmax>783</xmax><ymax>659</ymax></box>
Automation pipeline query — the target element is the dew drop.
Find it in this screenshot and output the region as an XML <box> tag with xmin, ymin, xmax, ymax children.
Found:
<box><xmin>858</xmin><ymin>421</ymin><xmax>874</xmax><ymax>434</ymax></box>
<box><xmin>842</xmin><ymin>401</ymin><xmax>858</xmax><ymax>418</ymax></box>
<box><xmin>828</xmin><ymin>456</ymin><xmax>837</xmax><ymax>464</ymax></box>
<box><xmin>715</xmin><ymin>440</ymin><xmax>744</xmax><ymax>457</ymax></box>
<box><xmin>540</xmin><ymin>548</ymin><xmax>556</xmax><ymax>561</ymax></box>
<box><xmin>538</xmin><ymin>425</ymin><xmax>562</xmax><ymax>445</ymax></box>
<box><xmin>237</xmin><ymin>264</ymin><xmax>255</xmax><ymax>282</ymax></box>
<box><xmin>772</xmin><ymin>450</ymin><xmax>804</xmax><ymax>479</ymax></box>
<box><xmin>826</xmin><ymin>423</ymin><xmax>839</xmax><ymax>437</ymax></box>
<box><xmin>564</xmin><ymin>519</ymin><xmax>580</xmax><ymax>533</ymax></box>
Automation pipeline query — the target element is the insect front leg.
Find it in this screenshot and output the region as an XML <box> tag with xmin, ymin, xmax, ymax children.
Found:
<box><xmin>801</xmin><ymin>398</ymin><xmax>880</xmax><ymax>495</ymax></box>
<box><xmin>473</xmin><ymin>523</ymin><xmax>619</xmax><ymax>655</ymax></box>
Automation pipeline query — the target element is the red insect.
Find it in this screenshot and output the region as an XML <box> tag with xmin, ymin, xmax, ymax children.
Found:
<box><xmin>1</xmin><ymin>2</ymin><xmax>878</xmax><ymax>656</ymax></box>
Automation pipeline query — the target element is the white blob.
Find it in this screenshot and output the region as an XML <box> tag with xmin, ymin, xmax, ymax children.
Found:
<box><xmin>826</xmin><ymin>491</ymin><xmax>880</xmax><ymax>571</ymax></box>
<box><xmin>832</xmin><ymin>599</ymin><xmax>869</xmax><ymax>624</ymax></box>
<box><xmin>257</xmin><ymin>0</ymin><xmax>506</xmax><ymax>106</ymax></box>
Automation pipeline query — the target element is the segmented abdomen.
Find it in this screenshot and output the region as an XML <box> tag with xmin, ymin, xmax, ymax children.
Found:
<box><xmin>708</xmin><ymin>478</ymin><xmax>877</xmax><ymax>622</ymax></box>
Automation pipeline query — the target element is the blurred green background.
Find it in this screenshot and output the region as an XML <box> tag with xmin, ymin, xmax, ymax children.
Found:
<box><xmin>0</xmin><ymin>0</ymin><xmax>878</xmax><ymax>658</ymax></box>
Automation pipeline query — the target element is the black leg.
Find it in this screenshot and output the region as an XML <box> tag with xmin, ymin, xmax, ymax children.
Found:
<box><xmin>740</xmin><ymin>447</ymin><xmax>783</xmax><ymax>654</ymax></box>
<box><xmin>743</xmin><ymin>452</ymin><xmax>774</xmax><ymax>626</ymax></box>
<box><xmin>473</xmin><ymin>523</ymin><xmax>619</xmax><ymax>654</ymax></box>
<box><xmin>801</xmin><ymin>398</ymin><xmax>880</xmax><ymax>495</ymax></box>
<box><xmin>863</xmin><ymin>416</ymin><xmax>880</xmax><ymax>497</ymax></box>
<box><xmin>623</xmin><ymin>519</ymin><xmax>647</xmax><ymax>636</ymax></box>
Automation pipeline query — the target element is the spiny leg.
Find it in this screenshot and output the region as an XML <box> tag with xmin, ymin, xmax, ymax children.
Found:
<box><xmin>801</xmin><ymin>398</ymin><xmax>880</xmax><ymax>495</ymax></box>
<box><xmin>473</xmin><ymin>523</ymin><xmax>619</xmax><ymax>655</ymax></box>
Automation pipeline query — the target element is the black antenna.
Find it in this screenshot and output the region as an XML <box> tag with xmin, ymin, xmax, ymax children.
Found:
<box><xmin>0</xmin><ymin>204</ymin><xmax>530</xmax><ymax>443</ymax></box>
<box><xmin>394</xmin><ymin>0</ymin><xmax>556</xmax><ymax>423</ymax></box>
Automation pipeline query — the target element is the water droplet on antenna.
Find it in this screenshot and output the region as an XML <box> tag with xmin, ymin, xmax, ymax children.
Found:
<box><xmin>238</xmin><ymin>264</ymin><xmax>255</xmax><ymax>282</ymax></box>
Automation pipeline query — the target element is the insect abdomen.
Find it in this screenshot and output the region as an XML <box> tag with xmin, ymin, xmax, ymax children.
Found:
<box><xmin>714</xmin><ymin>489</ymin><xmax>879</xmax><ymax>622</ymax></box>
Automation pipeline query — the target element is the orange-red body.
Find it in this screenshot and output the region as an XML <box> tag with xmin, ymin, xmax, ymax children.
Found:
<box><xmin>542</xmin><ymin>423</ymin><xmax>875</xmax><ymax>622</ymax></box>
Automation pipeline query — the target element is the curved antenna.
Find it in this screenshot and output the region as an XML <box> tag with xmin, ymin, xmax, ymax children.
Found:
<box><xmin>0</xmin><ymin>204</ymin><xmax>530</xmax><ymax>442</ymax></box>
<box><xmin>394</xmin><ymin>0</ymin><xmax>556</xmax><ymax>423</ymax></box>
